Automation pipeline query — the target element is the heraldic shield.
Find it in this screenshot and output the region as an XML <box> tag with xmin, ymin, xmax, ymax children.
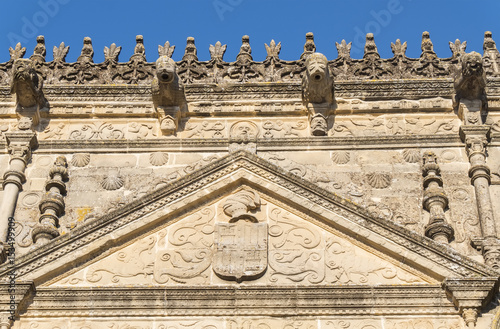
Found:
<box><xmin>213</xmin><ymin>221</ymin><xmax>268</xmax><ymax>282</ymax></box>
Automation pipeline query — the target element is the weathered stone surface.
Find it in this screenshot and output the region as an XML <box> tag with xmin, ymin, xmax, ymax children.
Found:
<box><xmin>0</xmin><ymin>33</ymin><xmax>499</xmax><ymax>329</ymax></box>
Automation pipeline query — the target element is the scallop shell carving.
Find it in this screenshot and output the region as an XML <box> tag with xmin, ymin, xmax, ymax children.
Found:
<box><xmin>402</xmin><ymin>149</ymin><xmax>420</xmax><ymax>163</ymax></box>
<box><xmin>149</xmin><ymin>152</ymin><xmax>169</xmax><ymax>166</ymax></box>
<box><xmin>366</xmin><ymin>173</ymin><xmax>391</xmax><ymax>189</ymax></box>
<box><xmin>71</xmin><ymin>153</ymin><xmax>90</xmax><ymax>167</ymax></box>
<box><xmin>331</xmin><ymin>151</ymin><xmax>350</xmax><ymax>164</ymax></box>
<box><xmin>101</xmin><ymin>174</ymin><xmax>124</xmax><ymax>190</ymax></box>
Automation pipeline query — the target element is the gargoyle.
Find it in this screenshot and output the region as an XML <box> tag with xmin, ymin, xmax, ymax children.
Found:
<box><xmin>453</xmin><ymin>51</ymin><xmax>487</xmax><ymax>124</ymax></box>
<box><xmin>10</xmin><ymin>58</ymin><xmax>47</xmax><ymax>126</ymax></box>
<box><xmin>302</xmin><ymin>52</ymin><xmax>334</xmax><ymax>104</ymax></box>
<box><xmin>152</xmin><ymin>55</ymin><xmax>186</xmax><ymax>135</ymax></box>
<box><xmin>302</xmin><ymin>52</ymin><xmax>335</xmax><ymax>136</ymax></box>
<box><xmin>454</xmin><ymin>52</ymin><xmax>487</xmax><ymax>104</ymax></box>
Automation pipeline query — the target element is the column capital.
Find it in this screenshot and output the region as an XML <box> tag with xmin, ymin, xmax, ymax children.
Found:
<box><xmin>471</xmin><ymin>237</ymin><xmax>500</xmax><ymax>269</ymax></box>
<box><xmin>444</xmin><ymin>277</ymin><xmax>497</xmax><ymax>327</ymax></box>
<box><xmin>4</xmin><ymin>131</ymin><xmax>38</xmax><ymax>164</ymax></box>
<box><xmin>459</xmin><ymin>125</ymin><xmax>491</xmax><ymax>142</ymax></box>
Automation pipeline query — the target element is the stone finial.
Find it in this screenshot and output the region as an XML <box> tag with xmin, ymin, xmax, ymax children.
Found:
<box><xmin>422</xmin><ymin>151</ymin><xmax>453</xmax><ymax>243</ymax></box>
<box><xmin>483</xmin><ymin>31</ymin><xmax>500</xmax><ymax>75</ymax></box>
<box><xmin>335</xmin><ymin>40</ymin><xmax>352</xmax><ymax>60</ymax></box>
<box><xmin>104</xmin><ymin>43</ymin><xmax>122</xmax><ymax>64</ymax></box>
<box><xmin>130</xmin><ymin>35</ymin><xmax>146</xmax><ymax>61</ymax></box>
<box><xmin>391</xmin><ymin>39</ymin><xmax>407</xmax><ymax>57</ymax></box>
<box><xmin>30</xmin><ymin>35</ymin><xmax>46</xmax><ymax>62</ymax></box>
<box><xmin>182</xmin><ymin>37</ymin><xmax>198</xmax><ymax>62</ymax></box>
<box><xmin>483</xmin><ymin>31</ymin><xmax>497</xmax><ymax>52</ymax></box>
<box><xmin>135</xmin><ymin>35</ymin><xmax>145</xmax><ymax>55</ymax></box>
<box><xmin>9</xmin><ymin>42</ymin><xmax>26</xmax><ymax>61</ymax></box>
<box><xmin>363</xmin><ymin>33</ymin><xmax>379</xmax><ymax>58</ymax></box>
<box><xmin>449</xmin><ymin>39</ymin><xmax>467</xmax><ymax>59</ymax></box>
<box><xmin>53</xmin><ymin>42</ymin><xmax>70</xmax><ymax>63</ymax></box>
<box><xmin>265</xmin><ymin>40</ymin><xmax>281</xmax><ymax>60</ymax></box>
<box><xmin>77</xmin><ymin>37</ymin><xmax>94</xmax><ymax>62</ymax></box>
<box><xmin>209</xmin><ymin>41</ymin><xmax>226</xmax><ymax>62</ymax></box>
<box><xmin>158</xmin><ymin>41</ymin><xmax>175</xmax><ymax>58</ymax></box>
<box><xmin>236</xmin><ymin>35</ymin><xmax>252</xmax><ymax>63</ymax></box>
<box><xmin>223</xmin><ymin>190</ymin><xmax>261</xmax><ymax>222</ymax></box>
<box><xmin>421</xmin><ymin>31</ymin><xmax>436</xmax><ymax>57</ymax></box>
<box><xmin>301</xmin><ymin>32</ymin><xmax>316</xmax><ymax>59</ymax></box>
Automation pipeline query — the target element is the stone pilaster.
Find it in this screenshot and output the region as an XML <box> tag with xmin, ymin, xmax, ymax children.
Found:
<box><xmin>32</xmin><ymin>156</ymin><xmax>68</xmax><ymax>245</ymax></box>
<box><xmin>460</xmin><ymin>125</ymin><xmax>500</xmax><ymax>269</ymax></box>
<box><xmin>422</xmin><ymin>151</ymin><xmax>453</xmax><ymax>243</ymax></box>
<box><xmin>0</xmin><ymin>130</ymin><xmax>37</xmax><ymax>262</ymax></box>
<box><xmin>444</xmin><ymin>278</ymin><xmax>497</xmax><ymax>329</ymax></box>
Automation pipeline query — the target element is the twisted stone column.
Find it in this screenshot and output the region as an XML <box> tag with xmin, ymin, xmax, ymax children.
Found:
<box><xmin>0</xmin><ymin>130</ymin><xmax>37</xmax><ymax>261</ymax></box>
<box><xmin>422</xmin><ymin>151</ymin><xmax>453</xmax><ymax>243</ymax></box>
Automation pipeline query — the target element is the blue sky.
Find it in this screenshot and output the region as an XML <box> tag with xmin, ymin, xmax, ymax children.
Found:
<box><xmin>1</xmin><ymin>0</ymin><xmax>499</xmax><ymax>63</ymax></box>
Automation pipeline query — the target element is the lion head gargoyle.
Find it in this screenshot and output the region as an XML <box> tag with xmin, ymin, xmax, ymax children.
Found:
<box><xmin>453</xmin><ymin>51</ymin><xmax>487</xmax><ymax>123</ymax></box>
<box><xmin>302</xmin><ymin>53</ymin><xmax>334</xmax><ymax>136</ymax></box>
<box><xmin>302</xmin><ymin>52</ymin><xmax>334</xmax><ymax>105</ymax></box>
<box><xmin>152</xmin><ymin>55</ymin><xmax>186</xmax><ymax>135</ymax></box>
<box><xmin>10</xmin><ymin>58</ymin><xmax>48</xmax><ymax>120</ymax></box>
<box><xmin>455</xmin><ymin>52</ymin><xmax>486</xmax><ymax>101</ymax></box>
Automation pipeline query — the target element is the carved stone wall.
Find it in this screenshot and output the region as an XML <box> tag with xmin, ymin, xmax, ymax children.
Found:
<box><xmin>0</xmin><ymin>33</ymin><xmax>500</xmax><ymax>329</ymax></box>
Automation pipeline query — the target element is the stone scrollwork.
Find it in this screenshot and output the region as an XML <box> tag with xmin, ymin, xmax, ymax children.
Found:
<box><xmin>69</xmin><ymin>122</ymin><xmax>125</xmax><ymax>140</ymax></box>
<box><xmin>262</xmin><ymin>120</ymin><xmax>306</xmax><ymax>139</ymax></box>
<box><xmin>60</xmin><ymin>207</ymin><xmax>216</xmax><ymax>286</ymax></box>
<box><xmin>184</xmin><ymin>120</ymin><xmax>225</xmax><ymax>138</ymax></box>
<box><xmin>267</xmin><ymin>208</ymin><xmax>422</xmax><ymax>285</ymax></box>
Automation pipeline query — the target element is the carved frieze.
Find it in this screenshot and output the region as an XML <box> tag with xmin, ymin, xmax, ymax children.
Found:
<box><xmin>48</xmin><ymin>194</ymin><xmax>427</xmax><ymax>287</ymax></box>
<box><xmin>330</xmin><ymin>115</ymin><xmax>459</xmax><ymax>137</ymax></box>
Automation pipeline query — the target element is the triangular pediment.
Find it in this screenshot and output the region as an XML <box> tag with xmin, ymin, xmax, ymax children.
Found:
<box><xmin>46</xmin><ymin>192</ymin><xmax>431</xmax><ymax>287</ymax></box>
<box><xmin>1</xmin><ymin>151</ymin><xmax>496</xmax><ymax>287</ymax></box>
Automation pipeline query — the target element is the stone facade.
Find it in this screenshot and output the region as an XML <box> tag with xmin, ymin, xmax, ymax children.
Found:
<box><xmin>0</xmin><ymin>32</ymin><xmax>500</xmax><ymax>328</ymax></box>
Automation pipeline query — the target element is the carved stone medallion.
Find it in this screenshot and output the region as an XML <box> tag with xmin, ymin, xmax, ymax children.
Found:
<box><xmin>213</xmin><ymin>221</ymin><xmax>268</xmax><ymax>282</ymax></box>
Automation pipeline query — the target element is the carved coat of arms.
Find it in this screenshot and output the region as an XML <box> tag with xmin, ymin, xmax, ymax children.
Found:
<box><xmin>213</xmin><ymin>190</ymin><xmax>268</xmax><ymax>282</ymax></box>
